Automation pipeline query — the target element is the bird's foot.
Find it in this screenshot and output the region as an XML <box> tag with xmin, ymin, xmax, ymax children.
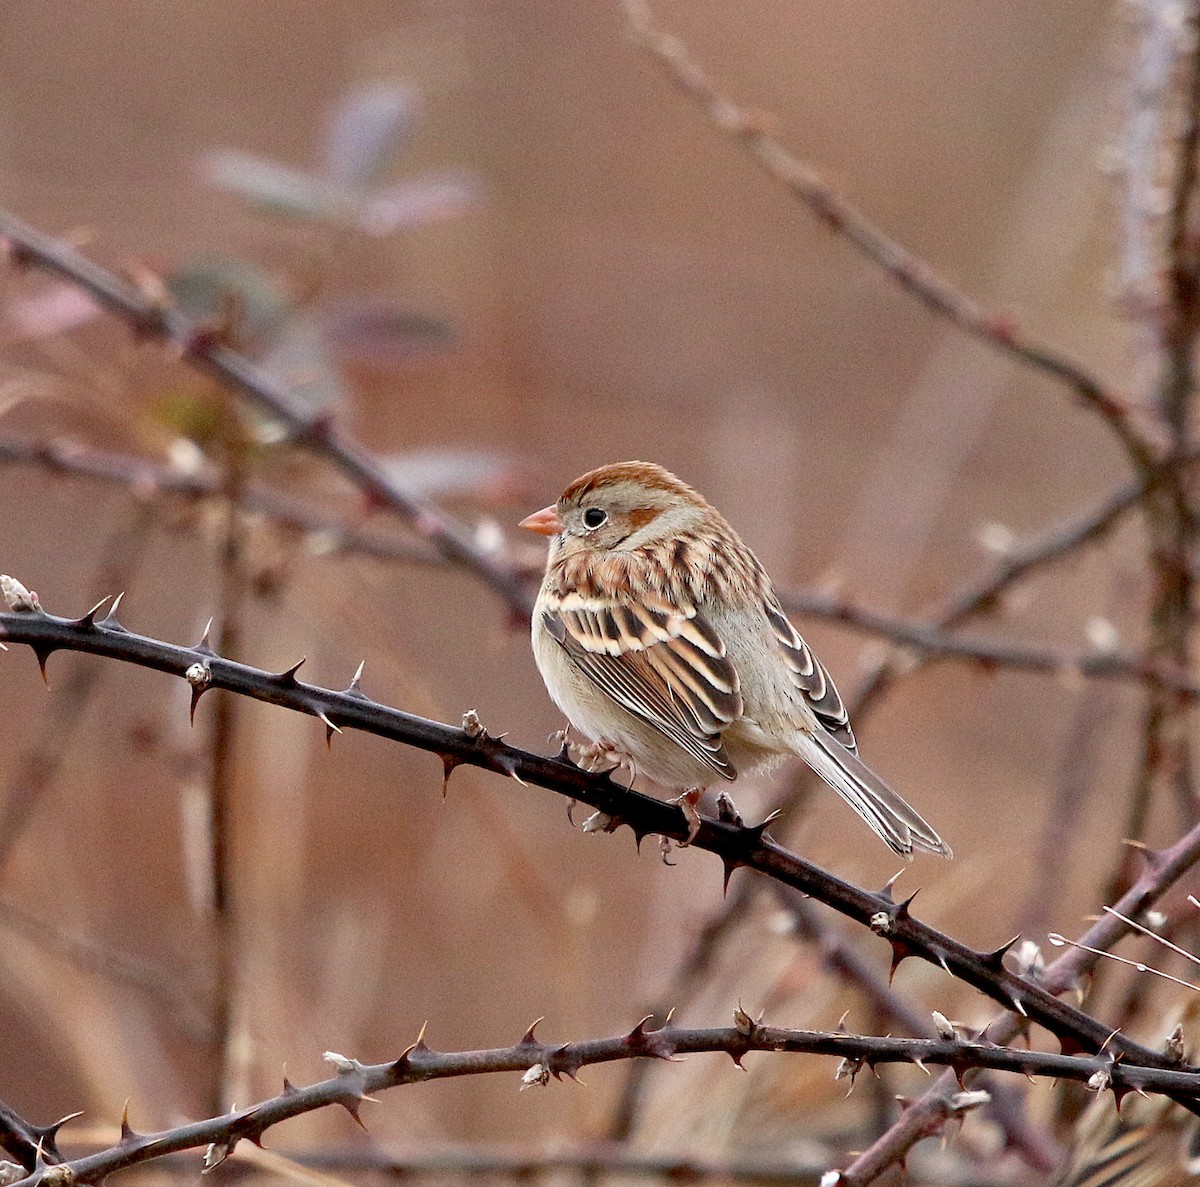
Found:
<box><xmin>670</xmin><ymin>788</ymin><xmax>703</xmax><ymax>846</ymax></box>
<box><xmin>580</xmin><ymin>809</ymin><xmax>618</xmax><ymax>834</ymax></box>
<box><xmin>568</xmin><ymin>738</ymin><xmax>633</xmax><ymax>778</ymax></box>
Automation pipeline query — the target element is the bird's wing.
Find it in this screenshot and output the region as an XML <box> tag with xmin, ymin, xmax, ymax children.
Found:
<box><xmin>763</xmin><ymin>598</ymin><xmax>857</xmax><ymax>751</ymax></box>
<box><xmin>541</xmin><ymin>593</ymin><xmax>742</xmax><ymax>781</ymax></box>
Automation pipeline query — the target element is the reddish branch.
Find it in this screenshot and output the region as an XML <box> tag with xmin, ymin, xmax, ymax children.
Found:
<box><xmin>0</xmin><ymin>208</ymin><xmax>533</xmax><ymax>615</ymax></box>
<box><xmin>5</xmin><ymin>1017</ymin><xmax>1200</xmax><ymax>1185</ymax></box>
<box><xmin>3</xmin><ymin>433</ymin><xmax>1195</xmax><ymax>695</ymax></box>
<box><xmin>621</xmin><ymin>0</ymin><xmax>1157</xmax><ymax>474</ymax></box>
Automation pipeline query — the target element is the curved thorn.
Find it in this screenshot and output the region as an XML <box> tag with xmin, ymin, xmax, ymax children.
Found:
<box><xmin>189</xmin><ymin>686</ymin><xmax>207</xmax><ymax>725</ymax></box>
<box><xmin>441</xmin><ymin>755</ymin><xmax>461</xmax><ymax>798</ymax></box>
<box><xmin>346</xmin><ymin>660</ymin><xmax>368</xmax><ymax>698</ymax></box>
<box><xmin>195</xmin><ymin>617</ymin><xmax>216</xmax><ymax>655</ymax></box>
<box><xmin>274</xmin><ymin>657</ymin><xmax>307</xmax><ymax>683</ymax></box>
<box><xmin>520</xmin><ymin>1017</ymin><xmax>545</xmax><ymax>1045</ymax></box>
<box><xmin>76</xmin><ymin>594</ymin><xmax>114</xmax><ymax>627</ymax></box>
<box><xmin>33</xmin><ymin>644</ymin><xmax>52</xmax><ymax>684</ymax></box>
<box><xmin>102</xmin><ymin>591</ymin><xmax>128</xmax><ymax>630</ymax></box>
<box><xmin>317</xmin><ymin>710</ymin><xmax>341</xmax><ymax>746</ymax></box>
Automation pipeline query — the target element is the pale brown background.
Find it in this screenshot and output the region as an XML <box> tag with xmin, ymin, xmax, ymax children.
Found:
<box><xmin>0</xmin><ymin>0</ymin><xmax>1160</xmax><ymax>1168</ymax></box>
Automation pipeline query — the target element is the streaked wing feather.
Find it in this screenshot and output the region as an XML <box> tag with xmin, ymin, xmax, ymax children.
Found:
<box><xmin>544</xmin><ymin>598</ymin><xmax>742</xmax><ymax>780</ymax></box>
<box><xmin>764</xmin><ymin>600</ymin><xmax>856</xmax><ymax>751</ymax></box>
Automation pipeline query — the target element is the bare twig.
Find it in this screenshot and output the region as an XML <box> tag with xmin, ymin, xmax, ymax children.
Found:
<box><xmin>7</xmin><ymin>433</ymin><xmax>1196</xmax><ymax>695</ymax></box>
<box><xmin>621</xmin><ymin>0</ymin><xmax>1157</xmax><ymax>473</ymax></box>
<box><xmin>9</xmin><ymin>1019</ymin><xmax>1200</xmax><ymax>1187</ymax></box>
<box><xmin>0</xmin><ymin>208</ymin><xmax>533</xmax><ymax>614</ymax></box>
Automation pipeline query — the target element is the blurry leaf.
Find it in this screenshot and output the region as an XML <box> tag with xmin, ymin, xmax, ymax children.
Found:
<box><xmin>259</xmin><ymin>316</ymin><xmax>348</xmax><ymax>415</ymax></box>
<box><xmin>358</xmin><ymin>169</ymin><xmax>479</xmax><ymax>235</ymax></box>
<box><xmin>325</xmin><ymin>82</ymin><xmax>417</xmax><ymax>188</ymax></box>
<box><xmin>3</xmin><ymin>283</ymin><xmax>100</xmax><ymax>342</ymax></box>
<box><xmin>151</xmin><ymin>387</ymin><xmax>227</xmax><ymax>446</ymax></box>
<box><xmin>323</xmin><ymin>299</ymin><xmax>456</xmax><ymax>366</ymax></box>
<box><xmin>378</xmin><ymin>448</ymin><xmax>530</xmax><ymax>502</ymax></box>
<box><xmin>200</xmin><ymin>149</ymin><xmax>343</xmax><ymax>221</ymax></box>
<box><xmin>166</xmin><ymin>256</ymin><xmax>291</xmax><ymax>345</ymax></box>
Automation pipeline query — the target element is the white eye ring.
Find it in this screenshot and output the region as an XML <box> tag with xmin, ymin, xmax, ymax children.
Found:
<box><xmin>582</xmin><ymin>507</ymin><xmax>607</xmax><ymax>529</ymax></box>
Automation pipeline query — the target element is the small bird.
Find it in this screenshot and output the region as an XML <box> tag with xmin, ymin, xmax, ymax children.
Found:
<box><xmin>520</xmin><ymin>461</ymin><xmax>951</xmax><ymax>858</ymax></box>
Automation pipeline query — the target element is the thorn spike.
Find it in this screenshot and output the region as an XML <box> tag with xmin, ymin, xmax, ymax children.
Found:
<box><xmin>195</xmin><ymin>617</ymin><xmax>216</xmax><ymax>655</ymax></box>
<box><xmin>317</xmin><ymin>710</ymin><xmax>341</xmax><ymax>745</ymax></box>
<box><xmin>33</xmin><ymin>645</ymin><xmax>52</xmax><ymax>684</ymax></box>
<box><xmin>76</xmin><ymin>594</ymin><xmax>114</xmax><ymax>627</ymax></box>
<box><xmin>520</xmin><ymin>1018</ymin><xmax>545</xmax><ymax>1046</ymax></box>
<box><xmin>345</xmin><ymin>661</ymin><xmax>369</xmax><ymax>698</ymax></box>
<box><xmin>274</xmin><ymin>657</ymin><xmax>307</xmax><ymax>683</ymax></box>
<box><xmin>441</xmin><ymin>755</ymin><xmax>461</xmax><ymax>798</ymax></box>
<box><xmin>722</xmin><ymin>858</ymin><xmax>739</xmax><ymax>895</ymax></box>
<box><xmin>190</xmin><ymin>686</ymin><xmax>206</xmax><ymax>724</ymax></box>
<box><xmin>981</xmin><ymin>933</ymin><xmax>1022</xmax><ymax>971</ymax></box>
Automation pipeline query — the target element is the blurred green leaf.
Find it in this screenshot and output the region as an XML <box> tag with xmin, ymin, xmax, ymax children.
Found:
<box><xmin>166</xmin><ymin>256</ymin><xmax>291</xmax><ymax>345</ymax></box>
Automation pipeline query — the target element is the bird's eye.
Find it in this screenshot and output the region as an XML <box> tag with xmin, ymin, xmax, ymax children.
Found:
<box><xmin>582</xmin><ymin>507</ymin><xmax>608</xmax><ymax>530</ymax></box>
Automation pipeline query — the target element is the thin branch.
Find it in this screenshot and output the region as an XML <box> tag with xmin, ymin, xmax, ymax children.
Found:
<box><xmin>0</xmin><ymin>209</ymin><xmax>533</xmax><ymax>615</ymax></box>
<box><xmin>2</xmin><ymin>598</ymin><xmax>1198</xmax><ymax>1101</ymax></box>
<box><xmin>621</xmin><ymin>0</ymin><xmax>1157</xmax><ymax>473</ymax></box>
<box><xmin>6</xmin><ymin>433</ymin><xmax>1197</xmax><ymax>695</ymax></box>
<box><xmin>9</xmin><ymin>1019</ymin><xmax>1200</xmax><ymax>1187</ymax></box>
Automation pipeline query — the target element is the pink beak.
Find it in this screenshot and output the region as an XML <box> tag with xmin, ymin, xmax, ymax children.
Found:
<box><xmin>519</xmin><ymin>504</ymin><xmax>565</xmax><ymax>537</ymax></box>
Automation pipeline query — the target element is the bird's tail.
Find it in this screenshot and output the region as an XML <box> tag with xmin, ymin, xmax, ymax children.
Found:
<box><xmin>796</xmin><ymin>729</ymin><xmax>952</xmax><ymax>859</ymax></box>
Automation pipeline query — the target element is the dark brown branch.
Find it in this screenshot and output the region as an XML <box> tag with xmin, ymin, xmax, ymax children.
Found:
<box><xmin>9</xmin><ymin>1019</ymin><xmax>1200</xmax><ymax>1187</ymax></box>
<box><xmin>621</xmin><ymin>0</ymin><xmax>1157</xmax><ymax>473</ymax></box>
<box><xmin>0</xmin><ymin>208</ymin><xmax>533</xmax><ymax>615</ymax></box>
<box><xmin>1</xmin><ymin>597</ymin><xmax>1197</xmax><ymax>1103</ymax></box>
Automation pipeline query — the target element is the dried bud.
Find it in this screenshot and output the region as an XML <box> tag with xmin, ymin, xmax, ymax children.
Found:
<box><xmin>977</xmin><ymin>521</ymin><xmax>1015</xmax><ymax>556</ymax></box>
<box><xmin>203</xmin><ymin>1139</ymin><xmax>235</xmax><ymax>1171</ymax></box>
<box><xmin>462</xmin><ymin>709</ymin><xmax>485</xmax><ymax>738</ymax></box>
<box><xmin>1</xmin><ymin>575</ymin><xmax>38</xmax><ymax>612</ymax></box>
<box><xmin>733</xmin><ymin>1003</ymin><xmax>762</xmax><ymax>1036</ymax></box>
<box><xmin>869</xmin><ymin>911</ymin><xmax>892</xmax><ymax>934</ymax></box>
<box><xmin>185</xmin><ymin>662</ymin><xmax>212</xmax><ymax>689</ymax></box>
<box><xmin>1085</xmin><ymin>616</ymin><xmax>1119</xmax><ymax>652</ymax></box>
<box><xmin>932</xmin><ymin>1011</ymin><xmax>957</xmax><ymax>1041</ymax></box>
<box><xmin>520</xmin><ymin>1063</ymin><xmax>550</xmax><ymax>1090</ymax></box>
<box><xmin>819</xmin><ymin>1173</ymin><xmax>844</xmax><ymax>1187</ymax></box>
<box><xmin>1087</xmin><ymin>1068</ymin><xmax>1111</xmax><ymax>1093</ymax></box>
<box><xmin>1163</xmin><ymin>1024</ymin><xmax>1186</xmax><ymax>1064</ymax></box>
<box><xmin>834</xmin><ymin>1057</ymin><xmax>862</xmax><ymax>1082</ymax></box>
<box><xmin>323</xmin><ymin>1051</ymin><xmax>358</xmax><ymax>1073</ymax></box>
<box><xmin>581</xmin><ymin>810</ymin><xmax>615</xmax><ymax>834</ymax></box>
<box><xmin>0</xmin><ymin>1163</ymin><xmax>25</xmax><ymax>1187</ymax></box>
<box><xmin>1012</xmin><ymin>939</ymin><xmax>1045</xmax><ymax>977</ymax></box>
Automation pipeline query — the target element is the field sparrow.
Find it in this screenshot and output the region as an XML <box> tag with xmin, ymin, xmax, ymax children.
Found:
<box><xmin>520</xmin><ymin>461</ymin><xmax>951</xmax><ymax>858</ymax></box>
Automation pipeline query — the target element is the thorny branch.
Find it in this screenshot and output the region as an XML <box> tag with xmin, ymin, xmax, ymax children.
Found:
<box><xmin>4</xmin><ymin>432</ymin><xmax>1197</xmax><ymax>694</ymax></box>
<box><xmin>6</xmin><ymin>1017</ymin><xmax>1200</xmax><ymax>1186</ymax></box>
<box><xmin>621</xmin><ymin>0</ymin><xmax>1157</xmax><ymax>474</ymax></box>
<box><xmin>2</xmin><ymin>592</ymin><xmax>1199</xmax><ymax>1112</ymax></box>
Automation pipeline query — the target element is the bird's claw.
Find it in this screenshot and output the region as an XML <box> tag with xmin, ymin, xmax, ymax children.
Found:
<box><xmin>670</xmin><ymin>789</ymin><xmax>703</xmax><ymax>846</ymax></box>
